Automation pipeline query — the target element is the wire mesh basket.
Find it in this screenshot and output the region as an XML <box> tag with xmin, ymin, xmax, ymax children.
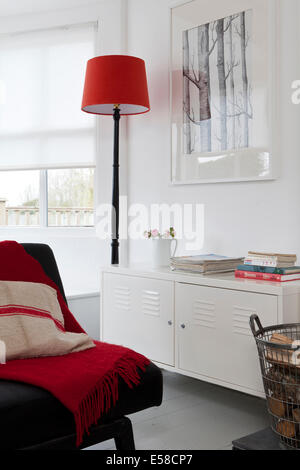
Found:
<box><xmin>250</xmin><ymin>315</ymin><xmax>300</xmax><ymax>450</ymax></box>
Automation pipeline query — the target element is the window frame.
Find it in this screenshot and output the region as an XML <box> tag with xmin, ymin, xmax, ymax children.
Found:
<box><xmin>0</xmin><ymin>167</ymin><xmax>96</xmax><ymax>229</ymax></box>
<box><xmin>40</xmin><ymin>169</ymin><xmax>48</xmax><ymax>227</ymax></box>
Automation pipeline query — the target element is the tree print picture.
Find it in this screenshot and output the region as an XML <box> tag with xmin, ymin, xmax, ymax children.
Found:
<box><xmin>183</xmin><ymin>10</ymin><xmax>252</xmax><ymax>155</ymax></box>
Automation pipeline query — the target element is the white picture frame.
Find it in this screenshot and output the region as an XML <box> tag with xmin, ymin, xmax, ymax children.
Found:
<box><xmin>170</xmin><ymin>0</ymin><xmax>279</xmax><ymax>185</ymax></box>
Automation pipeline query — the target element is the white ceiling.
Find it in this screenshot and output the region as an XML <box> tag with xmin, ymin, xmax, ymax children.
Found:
<box><xmin>0</xmin><ymin>0</ymin><xmax>98</xmax><ymax>17</ymax></box>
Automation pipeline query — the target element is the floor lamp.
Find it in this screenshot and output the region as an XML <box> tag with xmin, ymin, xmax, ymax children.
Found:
<box><xmin>81</xmin><ymin>55</ymin><xmax>150</xmax><ymax>265</ymax></box>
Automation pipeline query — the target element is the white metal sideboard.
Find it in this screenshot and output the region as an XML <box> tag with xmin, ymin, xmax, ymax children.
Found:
<box><xmin>100</xmin><ymin>265</ymin><xmax>300</xmax><ymax>398</ymax></box>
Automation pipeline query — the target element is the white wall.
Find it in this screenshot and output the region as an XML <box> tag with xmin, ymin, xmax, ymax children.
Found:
<box><xmin>0</xmin><ymin>228</ymin><xmax>102</xmax><ymax>294</ymax></box>
<box><xmin>68</xmin><ymin>293</ymin><xmax>100</xmax><ymax>339</ymax></box>
<box><xmin>127</xmin><ymin>0</ymin><xmax>300</xmax><ymax>264</ymax></box>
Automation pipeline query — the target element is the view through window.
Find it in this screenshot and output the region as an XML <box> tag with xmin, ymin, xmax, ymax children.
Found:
<box><xmin>48</xmin><ymin>169</ymin><xmax>94</xmax><ymax>227</ymax></box>
<box><xmin>0</xmin><ymin>169</ymin><xmax>94</xmax><ymax>227</ymax></box>
<box><xmin>0</xmin><ymin>171</ymin><xmax>40</xmax><ymax>226</ymax></box>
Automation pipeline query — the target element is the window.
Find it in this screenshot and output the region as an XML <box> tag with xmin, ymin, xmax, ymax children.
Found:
<box><xmin>0</xmin><ymin>23</ymin><xmax>96</xmax><ymax>227</ymax></box>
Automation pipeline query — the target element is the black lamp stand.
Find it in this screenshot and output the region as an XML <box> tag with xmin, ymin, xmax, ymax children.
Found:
<box><xmin>111</xmin><ymin>105</ymin><xmax>121</xmax><ymax>265</ymax></box>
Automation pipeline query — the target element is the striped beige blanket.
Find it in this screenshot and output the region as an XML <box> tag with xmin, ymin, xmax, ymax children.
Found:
<box><xmin>0</xmin><ymin>281</ymin><xmax>95</xmax><ymax>361</ymax></box>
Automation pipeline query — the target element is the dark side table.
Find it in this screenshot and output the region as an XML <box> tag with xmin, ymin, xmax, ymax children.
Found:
<box><xmin>232</xmin><ymin>428</ymin><xmax>286</xmax><ymax>451</ymax></box>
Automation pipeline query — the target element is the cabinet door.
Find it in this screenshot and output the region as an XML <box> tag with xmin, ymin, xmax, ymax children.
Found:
<box><xmin>102</xmin><ymin>273</ymin><xmax>174</xmax><ymax>366</ymax></box>
<box><xmin>176</xmin><ymin>283</ymin><xmax>278</xmax><ymax>393</ymax></box>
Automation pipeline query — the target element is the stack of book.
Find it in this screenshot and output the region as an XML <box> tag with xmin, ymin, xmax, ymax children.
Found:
<box><xmin>171</xmin><ymin>254</ymin><xmax>244</xmax><ymax>275</ymax></box>
<box><xmin>235</xmin><ymin>252</ymin><xmax>300</xmax><ymax>282</ymax></box>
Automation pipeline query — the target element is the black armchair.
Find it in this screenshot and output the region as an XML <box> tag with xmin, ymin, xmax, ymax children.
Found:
<box><xmin>0</xmin><ymin>244</ymin><xmax>163</xmax><ymax>450</ymax></box>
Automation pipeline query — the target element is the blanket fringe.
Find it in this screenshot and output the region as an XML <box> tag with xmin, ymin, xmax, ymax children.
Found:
<box><xmin>74</xmin><ymin>353</ymin><xmax>150</xmax><ymax>446</ymax></box>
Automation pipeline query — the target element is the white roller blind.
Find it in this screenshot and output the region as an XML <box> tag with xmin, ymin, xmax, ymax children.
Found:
<box><xmin>0</xmin><ymin>23</ymin><xmax>96</xmax><ymax>170</ymax></box>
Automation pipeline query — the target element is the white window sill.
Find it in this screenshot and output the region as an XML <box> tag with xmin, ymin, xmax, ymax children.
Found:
<box><xmin>66</xmin><ymin>291</ymin><xmax>100</xmax><ymax>301</ymax></box>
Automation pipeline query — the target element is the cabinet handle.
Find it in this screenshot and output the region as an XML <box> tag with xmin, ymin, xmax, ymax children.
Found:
<box><xmin>168</xmin><ymin>321</ymin><xmax>173</xmax><ymax>326</ymax></box>
<box><xmin>181</xmin><ymin>324</ymin><xmax>186</xmax><ymax>329</ymax></box>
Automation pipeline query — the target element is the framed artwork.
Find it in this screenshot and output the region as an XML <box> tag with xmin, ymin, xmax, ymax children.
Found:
<box><xmin>170</xmin><ymin>0</ymin><xmax>279</xmax><ymax>184</ymax></box>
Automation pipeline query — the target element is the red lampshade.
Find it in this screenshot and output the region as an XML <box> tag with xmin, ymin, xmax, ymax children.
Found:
<box><xmin>81</xmin><ymin>55</ymin><xmax>150</xmax><ymax>116</ymax></box>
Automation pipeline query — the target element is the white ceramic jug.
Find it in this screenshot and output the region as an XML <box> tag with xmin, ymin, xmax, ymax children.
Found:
<box><xmin>152</xmin><ymin>238</ymin><xmax>177</xmax><ymax>268</ymax></box>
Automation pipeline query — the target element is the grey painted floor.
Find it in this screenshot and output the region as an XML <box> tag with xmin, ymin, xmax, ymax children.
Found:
<box><xmin>86</xmin><ymin>370</ymin><xmax>269</xmax><ymax>451</ymax></box>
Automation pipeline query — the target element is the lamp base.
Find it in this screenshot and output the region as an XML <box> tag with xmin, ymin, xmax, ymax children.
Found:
<box><xmin>111</xmin><ymin>107</ymin><xmax>120</xmax><ymax>265</ymax></box>
<box><xmin>111</xmin><ymin>239</ymin><xmax>119</xmax><ymax>265</ymax></box>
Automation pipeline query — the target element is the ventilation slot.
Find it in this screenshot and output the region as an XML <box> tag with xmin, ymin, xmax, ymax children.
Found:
<box><xmin>142</xmin><ymin>290</ymin><xmax>161</xmax><ymax>317</ymax></box>
<box><xmin>233</xmin><ymin>307</ymin><xmax>255</xmax><ymax>337</ymax></box>
<box><xmin>193</xmin><ymin>299</ymin><xmax>216</xmax><ymax>329</ymax></box>
<box><xmin>114</xmin><ymin>286</ymin><xmax>131</xmax><ymax>311</ymax></box>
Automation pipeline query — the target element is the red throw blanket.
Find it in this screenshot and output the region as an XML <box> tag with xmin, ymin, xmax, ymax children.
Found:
<box><xmin>0</xmin><ymin>241</ymin><xmax>150</xmax><ymax>446</ymax></box>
